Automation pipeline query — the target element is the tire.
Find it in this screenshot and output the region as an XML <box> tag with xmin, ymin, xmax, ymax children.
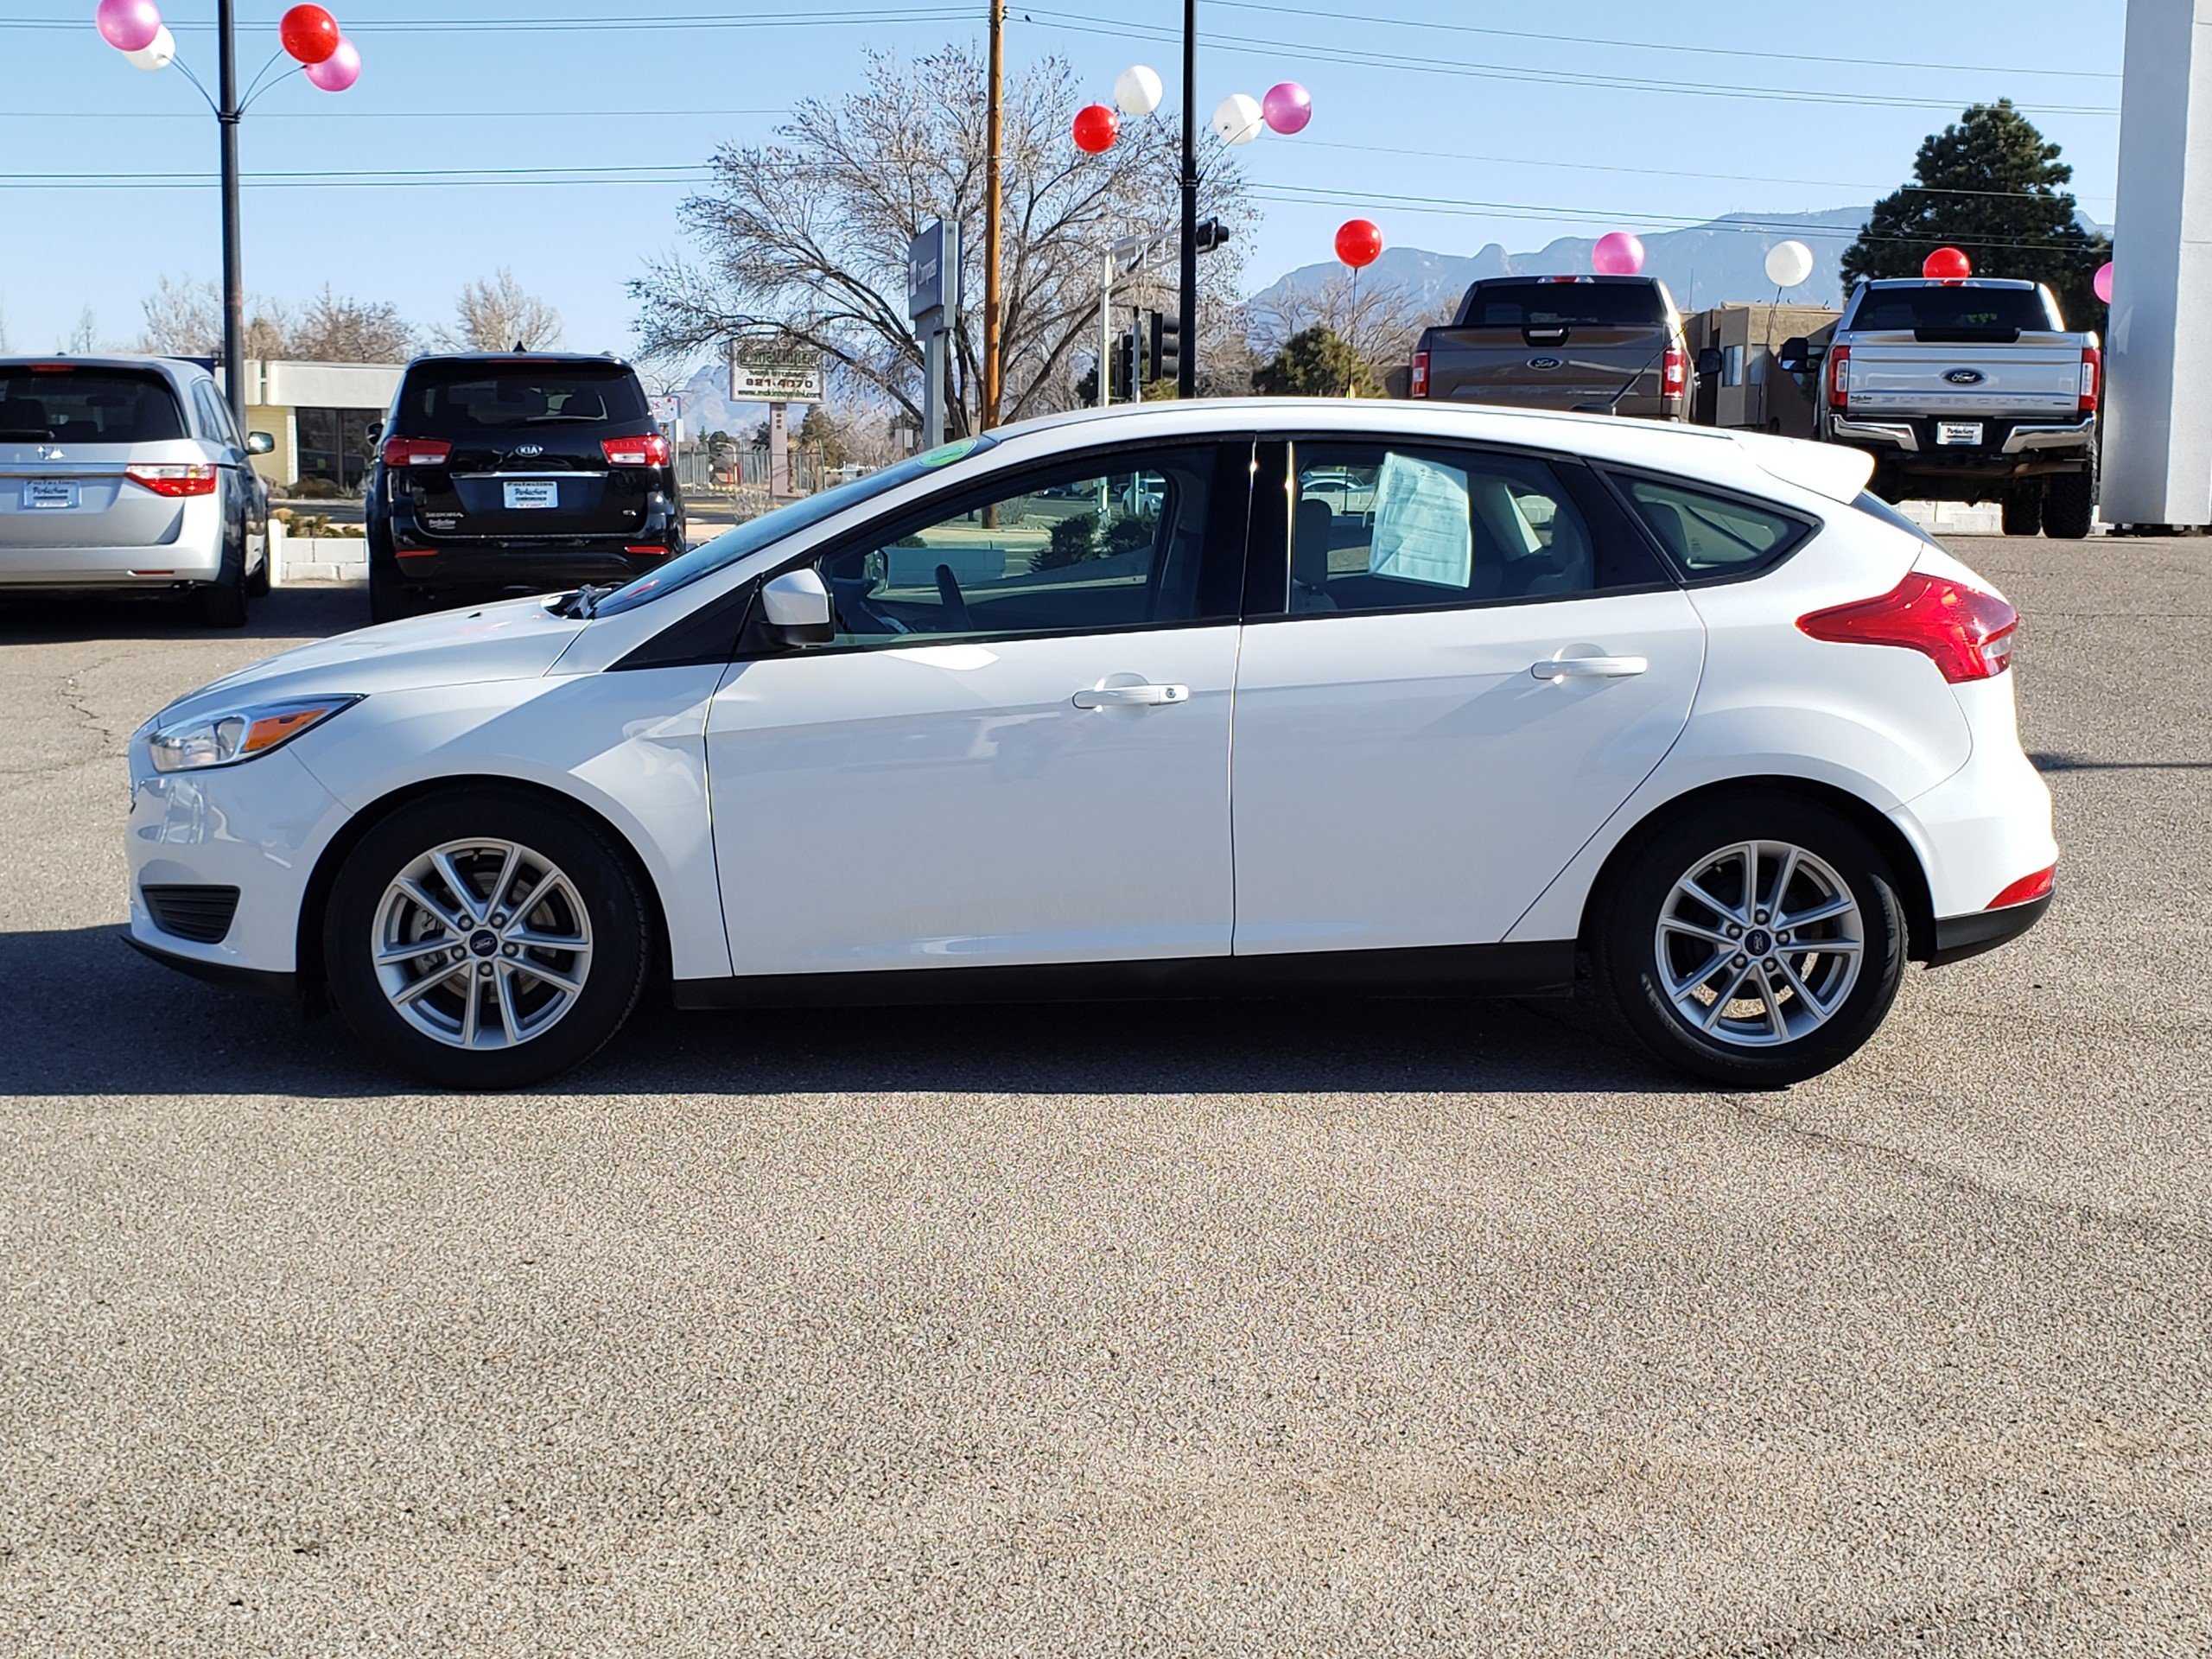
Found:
<box><xmin>195</xmin><ymin>534</ymin><xmax>250</xmax><ymax>629</ymax></box>
<box><xmin>368</xmin><ymin>560</ymin><xmax>420</xmax><ymax>624</ymax></box>
<box><xmin>324</xmin><ymin>787</ymin><xmax>651</xmax><ymax>1089</ymax></box>
<box><xmin>2044</xmin><ymin>468</ymin><xmax>2094</xmax><ymax>540</ymax></box>
<box><xmin>2000</xmin><ymin>484</ymin><xmax>2044</xmax><ymax>537</ymax></box>
<box><xmin>1592</xmin><ymin>797</ymin><xmax>1908</xmax><ymax>1089</ymax></box>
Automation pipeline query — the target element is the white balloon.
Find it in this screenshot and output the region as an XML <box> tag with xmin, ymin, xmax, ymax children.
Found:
<box><xmin>1212</xmin><ymin>92</ymin><xmax>1263</xmax><ymax>146</ymax></box>
<box><xmin>1115</xmin><ymin>65</ymin><xmax>1163</xmax><ymax>119</ymax></box>
<box><xmin>1764</xmin><ymin>238</ymin><xmax>1815</xmax><ymax>289</ymax></box>
<box><xmin>125</xmin><ymin>23</ymin><xmax>175</xmax><ymax>71</ymax></box>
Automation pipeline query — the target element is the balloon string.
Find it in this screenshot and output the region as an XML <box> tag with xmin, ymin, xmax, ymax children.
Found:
<box><xmin>240</xmin><ymin>46</ymin><xmax>291</xmax><ymax>107</ymax></box>
<box><xmin>242</xmin><ymin>63</ymin><xmax>308</xmax><ymax>114</ymax></box>
<box><xmin>168</xmin><ymin>54</ymin><xmax>221</xmax><ymax>118</ymax></box>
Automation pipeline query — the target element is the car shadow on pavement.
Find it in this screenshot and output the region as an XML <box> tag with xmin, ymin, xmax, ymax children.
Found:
<box><xmin>1</xmin><ymin>925</ymin><xmax>1689</xmax><ymax>1101</ymax></box>
<box><xmin>0</xmin><ymin>585</ymin><xmax>364</xmax><ymax>647</ymax></box>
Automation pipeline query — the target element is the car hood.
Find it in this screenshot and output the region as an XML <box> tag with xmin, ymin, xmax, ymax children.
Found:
<box><xmin>153</xmin><ymin>594</ymin><xmax>587</xmax><ymax>724</ymax></box>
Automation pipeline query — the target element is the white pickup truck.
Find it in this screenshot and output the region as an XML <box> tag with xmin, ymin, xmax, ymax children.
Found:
<box><xmin>1778</xmin><ymin>277</ymin><xmax>2100</xmax><ymax>537</ymax></box>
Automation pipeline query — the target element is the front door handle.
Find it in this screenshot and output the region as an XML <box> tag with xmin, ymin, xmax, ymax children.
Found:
<box><xmin>1530</xmin><ymin>655</ymin><xmax>1649</xmax><ymax>682</ymax></box>
<box><xmin>1072</xmin><ymin>683</ymin><xmax>1190</xmax><ymax>709</ymax></box>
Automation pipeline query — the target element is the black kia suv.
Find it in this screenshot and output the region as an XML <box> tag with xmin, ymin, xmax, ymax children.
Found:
<box><xmin>365</xmin><ymin>353</ymin><xmax>683</xmax><ymax>621</ymax></box>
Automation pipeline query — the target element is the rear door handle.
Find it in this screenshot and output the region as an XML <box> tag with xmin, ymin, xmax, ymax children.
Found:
<box><xmin>1530</xmin><ymin>655</ymin><xmax>1649</xmax><ymax>681</ymax></box>
<box><xmin>1072</xmin><ymin>683</ymin><xmax>1190</xmax><ymax>709</ymax></box>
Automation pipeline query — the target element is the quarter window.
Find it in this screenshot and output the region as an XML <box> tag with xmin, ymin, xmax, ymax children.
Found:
<box><xmin>1618</xmin><ymin>476</ymin><xmax>1810</xmax><ymax>576</ymax></box>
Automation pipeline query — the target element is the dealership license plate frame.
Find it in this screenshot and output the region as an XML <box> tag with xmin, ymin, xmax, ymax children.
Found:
<box><xmin>22</xmin><ymin>480</ymin><xmax>78</xmax><ymax>510</ymax></box>
<box><xmin>1936</xmin><ymin>422</ymin><xmax>1984</xmax><ymax>447</ymax></box>
<box><xmin>504</xmin><ymin>481</ymin><xmax>558</xmax><ymax>511</ymax></box>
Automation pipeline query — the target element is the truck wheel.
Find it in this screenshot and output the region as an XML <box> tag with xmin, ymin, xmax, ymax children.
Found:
<box><xmin>2045</xmin><ymin>470</ymin><xmax>2094</xmax><ymax>540</ymax></box>
<box><xmin>2000</xmin><ymin>485</ymin><xmax>2044</xmax><ymax>537</ymax></box>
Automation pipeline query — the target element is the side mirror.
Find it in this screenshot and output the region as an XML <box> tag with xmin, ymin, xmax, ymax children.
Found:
<box><xmin>1694</xmin><ymin>346</ymin><xmax>1724</xmax><ymax>378</ymax></box>
<box><xmin>365</xmin><ymin>421</ymin><xmax>384</xmax><ymax>448</ymax></box>
<box><xmin>1777</xmin><ymin>337</ymin><xmax>1821</xmax><ymax>373</ymax></box>
<box><xmin>246</xmin><ymin>429</ymin><xmax>276</xmax><ymax>455</ymax></box>
<box><xmin>760</xmin><ymin>567</ymin><xmax>833</xmax><ymax>646</ymax></box>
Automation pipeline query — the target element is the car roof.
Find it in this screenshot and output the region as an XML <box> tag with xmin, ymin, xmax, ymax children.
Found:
<box><xmin>1857</xmin><ymin>277</ymin><xmax>2041</xmax><ymax>291</ymax></box>
<box><xmin>0</xmin><ymin>353</ymin><xmax>207</xmax><ymax>385</ymax></box>
<box><xmin>404</xmin><ymin>352</ymin><xmax>634</xmax><ymax>368</ymax></box>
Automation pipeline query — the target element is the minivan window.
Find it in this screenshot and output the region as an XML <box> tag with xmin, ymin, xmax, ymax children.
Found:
<box><xmin>0</xmin><ymin>369</ymin><xmax>188</xmax><ymax>443</ymax></box>
<box><xmin>1459</xmin><ymin>281</ymin><xmax>1668</xmax><ymax>329</ymax></box>
<box><xmin>399</xmin><ymin>362</ymin><xmax>651</xmax><ymax>433</ymax></box>
<box><xmin>1847</xmin><ymin>286</ymin><xmax>2053</xmax><ymax>334</ymax></box>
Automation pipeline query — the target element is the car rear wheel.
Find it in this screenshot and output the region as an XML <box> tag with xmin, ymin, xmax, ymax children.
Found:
<box><xmin>2000</xmin><ymin>484</ymin><xmax>2044</xmax><ymax>537</ymax></box>
<box><xmin>368</xmin><ymin>560</ymin><xmax>422</xmax><ymax>624</ymax></box>
<box><xmin>195</xmin><ymin>537</ymin><xmax>249</xmax><ymax>629</ymax></box>
<box><xmin>325</xmin><ymin>789</ymin><xmax>651</xmax><ymax>1089</ymax></box>
<box><xmin>1593</xmin><ymin>798</ymin><xmax>1907</xmax><ymax>1089</ymax></box>
<box><xmin>2044</xmin><ymin>468</ymin><xmax>2094</xmax><ymax>540</ymax></box>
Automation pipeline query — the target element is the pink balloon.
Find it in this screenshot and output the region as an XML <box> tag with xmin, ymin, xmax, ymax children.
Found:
<box><xmin>1262</xmin><ymin>81</ymin><xmax>1312</xmax><ymax>136</ymax></box>
<box><xmin>1592</xmin><ymin>232</ymin><xmax>1645</xmax><ymax>276</ymax></box>
<box><xmin>96</xmin><ymin>0</ymin><xmax>162</xmax><ymax>53</ymax></box>
<box><xmin>303</xmin><ymin>35</ymin><xmax>360</xmax><ymax>92</ymax></box>
<box><xmin>2094</xmin><ymin>260</ymin><xmax>2114</xmax><ymax>304</ymax></box>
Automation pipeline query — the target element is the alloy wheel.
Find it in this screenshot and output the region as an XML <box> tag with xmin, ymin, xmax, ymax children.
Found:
<box><xmin>1654</xmin><ymin>839</ymin><xmax>1865</xmax><ymax>1049</ymax></box>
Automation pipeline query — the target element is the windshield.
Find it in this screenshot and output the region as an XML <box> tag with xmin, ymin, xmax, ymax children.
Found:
<box><xmin>1847</xmin><ymin>285</ymin><xmax>2054</xmax><ymax>334</ymax></box>
<box><xmin>1458</xmin><ymin>280</ymin><xmax>1668</xmax><ymax>329</ymax></box>
<box><xmin>591</xmin><ymin>435</ymin><xmax>998</xmax><ymax>616</ymax></box>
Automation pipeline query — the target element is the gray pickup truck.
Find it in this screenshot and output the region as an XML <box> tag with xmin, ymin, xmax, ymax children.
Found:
<box><xmin>1406</xmin><ymin>275</ymin><xmax>1690</xmax><ymax>421</ymax></box>
<box><xmin>1778</xmin><ymin>277</ymin><xmax>2099</xmax><ymax>537</ymax></box>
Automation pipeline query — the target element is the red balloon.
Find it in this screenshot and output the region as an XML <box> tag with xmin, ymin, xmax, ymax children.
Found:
<box><xmin>279</xmin><ymin>5</ymin><xmax>341</xmax><ymax>65</ymax></box>
<box><xmin>1334</xmin><ymin>219</ymin><xmax>1383</xmax><ymax>270</ymax></box>
<box><xmin>1072</xmin><ymin>104</ymin><xmax>1119</xmax><ymax>155</ymax></box>
<box><xmin>1923</xmin><ymin>245</ymin><xmax>1973</xmax><ymax>282</ymax></box>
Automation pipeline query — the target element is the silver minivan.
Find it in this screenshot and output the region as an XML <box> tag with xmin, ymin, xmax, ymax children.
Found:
<box><xmin>0</xmin><ymin>355</ymin><xmax>273</xmax><ymax>626</ymax></box>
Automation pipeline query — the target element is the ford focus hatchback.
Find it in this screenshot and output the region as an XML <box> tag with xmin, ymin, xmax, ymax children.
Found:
<box><xmin>126</xmin><ymin>400</ymin><xmax>2055</xmax><ymax>1090</ymax></box>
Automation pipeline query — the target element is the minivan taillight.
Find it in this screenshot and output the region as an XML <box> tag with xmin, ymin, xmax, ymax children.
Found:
<box><xmin>124</xmin><ymin>463</ymin><xmax>218</xmax><ymax>498</ymax></box>
<box><xmin>2078</xmin><ymin>344</ymin><xmax>2101</xmax><ymax>413</ymax></box>
<box><xmin>381</xmin><ymin>436</ymin><xmax>451</xmax><ymax>467</ymax></box>
<box><xmin>1662</xmin><ymin>346</ymin><xmax>1687</xmax><ymax>397</ymax></box>
<box><xmin>1798</xmin><ymin>570</ymin><xmax>2018</xmax><ymax>683</ymax></box>
<box><xmin>1409</xmin><ymin>349</ymin><xmax>1430</xmax><ymax>398</ymax></box>
<box><xmin>1827</xmin><ymin>344</ymin><xmax>1852</xmax><ymax>410</ymax></box>
<box><xmin>602</xmin><ymin>434</ymin><xmax>671</xmax><ymax>467</ymax></box>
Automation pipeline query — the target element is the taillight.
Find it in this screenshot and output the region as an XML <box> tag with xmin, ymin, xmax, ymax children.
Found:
<box><xmin>602</xmin><ymin>433</ymin><xmax>671</xmax><ymax>467</ymax></box>
<box><xmin>381</xmin><ymin>436</ymin><xmax>451</xmax><ymax>467</ymax></box>
<box><xmin>2078</xmin><ymin>344</ymin><xmax>2101</xmax><ymax>413</ymax></box>
<box><xmin>1409</xmin><ymin>349</ymin><xmax>1429</xmax><ymax>398</ymax></box>
<box><xmin>124</xmin><ymin>463</ymin><xmax>218</xmax><ymax>498</ymax></box>
<box><xmin>1827</xmin><ymin>344</ymin><xmax>1852</xmax><ymax>410</ymax></box>
<box><xmin>1662</xmin><ymin>346</ymin><xmax>1687</xmax><ymax>397</ymax></box>
<box><xmin>1798</xmin><ymin>570</ymin><xmax>2018</xmax><ymax>683</ymax></box>
<box><xmin>1986</xmin><ymin>865</ymin><xmax>2055</xmax><ymax>910</ymax></box>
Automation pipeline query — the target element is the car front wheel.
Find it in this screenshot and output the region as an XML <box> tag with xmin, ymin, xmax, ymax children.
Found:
<box><xmin>325</xmin><ymin>788</ymin><xmax>650</xmax><ymax>1089</ymax></box>
<box><xmin>1594</xmin><ymin>798</ymin><xmax>1907</xmax><ymax>1088</ymax></box>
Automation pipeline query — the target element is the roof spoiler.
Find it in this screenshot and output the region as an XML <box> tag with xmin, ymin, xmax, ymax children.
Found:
<box><xmin>1731</xmin><ymin>429</ymin><xmax>1874</xmax><ymax>504</ymax></box>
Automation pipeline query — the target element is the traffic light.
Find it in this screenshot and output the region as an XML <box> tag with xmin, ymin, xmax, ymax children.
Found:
<box><xmin>1148</xmin><ymin>310</ymin><xmax>1182</xmax><ymax>387</ymax></box>
<box><xmin>1193</xmin><ymin>217</ymin><xmax>1232</xmax><ymax>255</ymax></box>
<box><xmin>1111</xmin><ymin>326</ymin><xmax>1141</xmax><ymax>401</ymax></box>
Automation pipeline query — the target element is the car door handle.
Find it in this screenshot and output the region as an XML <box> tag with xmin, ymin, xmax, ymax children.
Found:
<box><xmin>1529</xmin><ymin>655</ymin><xmax>1649</xmax><ymax>681</ymax></box>
<box><xmin>1072</xmin><ymin>683</ymin><xmax>1190</xmax><ymax>709</ymax></box>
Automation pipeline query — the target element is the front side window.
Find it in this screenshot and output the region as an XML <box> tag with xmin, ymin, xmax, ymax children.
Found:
<box><xmin>812</xmin><ymin>445</ymin><xmax>1229</xmax><ymax>645</ymax></box>
<box><xmin>1618</xmin><ymin>476</ymin><xmax>1811</xmax><ymax>577</ymax></box>
<box><xmin>1282</xmin><ymin>442</ymin><xmax>1662</xmax><ymax>616</ymax></box>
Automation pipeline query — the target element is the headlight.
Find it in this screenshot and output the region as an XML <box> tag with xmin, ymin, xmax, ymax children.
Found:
<box><xmin>148</xmin><ymin>695</ymin><xmax>361</xmax><ymax>774</ymax></box>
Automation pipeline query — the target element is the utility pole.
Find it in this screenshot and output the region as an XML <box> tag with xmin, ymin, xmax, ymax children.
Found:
<box><xmin>982</xmin><ymin>0</ymin><xmax>1007</xmax><ymax>429</ymax></box>
<box><xmin>217</xmin><ymin>0</ymin><xmax>246</xmax><ymax>422</ymax></box>
<box><xmin>1176</xmin><ymin>0</ymin><xmax>1198</xmax><ymax>398</ymax></box>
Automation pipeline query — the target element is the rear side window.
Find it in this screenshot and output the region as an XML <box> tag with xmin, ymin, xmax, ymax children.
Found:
<box><xmin>1459</xmin><ymin>281</ymin><xmax>1668</xmax><ymax>329</ymax></box>
<box><xmin>397</xmin><ymin>362</ymin><xmax>649</xmax><ymax>434</ymax></box>
<box><xmin>1617</xmin><ymin>476</ymin><xmax>1812</xmax><ymax>578</ymax></box>
<box><xmin>1846</xmin><ymin>286</ymin><xmax>2053</xmax><ymax>335</ymax></box>
<box><xmin>0</xmin><ymin>369</ymin><xmax>188</xmax><ymax>443</ymax></box>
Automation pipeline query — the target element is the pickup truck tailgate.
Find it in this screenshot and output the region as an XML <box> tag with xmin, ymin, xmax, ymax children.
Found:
<box><xmin>1844</xmin><ymin>334</ymin><xmax>2083</xmax><ymax>416</ymax></box>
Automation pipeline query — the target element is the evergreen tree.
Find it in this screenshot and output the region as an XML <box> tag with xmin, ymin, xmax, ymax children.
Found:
<box><xmin>1250</xmin><ymin>326</ymin><xmax>1379</xmax><ymax>397</ymax></box>
<box><xmin>1843</xmin><ymin>100</ymin><xmax>2110</xmax><ymax>329</ymax></box>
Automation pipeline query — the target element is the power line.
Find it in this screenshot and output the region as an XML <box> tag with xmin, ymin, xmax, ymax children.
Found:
<box><xmin>0</xmin><ymin>107</ymin><xmax>789</xmax><ymax>121</ymax></box>
<box><xmin>11</xmin><ymin>6</ymin><xmax>969</xmax><ymax>31</ymax></box>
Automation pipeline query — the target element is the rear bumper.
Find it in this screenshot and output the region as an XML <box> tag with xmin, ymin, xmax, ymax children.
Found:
<box><xmin>1928</xmin><ymin>892</ymin><xmax>2052</xmax><ymax>967</ymax></box>
<box><xmin>386</xmin><ymin>543</ymin><xmax>678</xmax><ymax>588</ymax></box>
<box><xmin>1830</xmin><ymin>415</ymin><xmax>2094</xmax><ymax>482</ymax></box>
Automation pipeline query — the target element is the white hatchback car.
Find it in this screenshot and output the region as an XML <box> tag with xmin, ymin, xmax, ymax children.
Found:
<box><xmin>125</xmin><ymin>400</ymin><xmax>2055</xmax><ymax>1089</ymax></box>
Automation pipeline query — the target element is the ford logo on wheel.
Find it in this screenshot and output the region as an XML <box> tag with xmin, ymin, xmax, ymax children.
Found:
<box><xmin>1944</xmin><ymin>368</ymin><xmax>1986</xmax><ymax>385</ymax></box>
<box><xmin>1528</xmin><ymin>356</ymin><xmax>1564</xmax><ymax>371</ymax></box>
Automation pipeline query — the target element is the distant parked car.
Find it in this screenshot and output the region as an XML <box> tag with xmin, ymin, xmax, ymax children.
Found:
<box><xmin>1407</xmin><ymin>275</ymin><xmax>1692</xmax><ymax>421</ymax></box>
<box><xmin>364</xmin><ymin>353</ymin><xmax>684</xmax><ymax>622</ymax></box>
<box><xmin>1780</xmin><ymin>278</ymin><xmax>2100</xmax><ymax>538</ymax></box>
<box><xmin>0</xmin><ymin>355</ymin><xmax>272</xmax><ymax>626</ymax></box>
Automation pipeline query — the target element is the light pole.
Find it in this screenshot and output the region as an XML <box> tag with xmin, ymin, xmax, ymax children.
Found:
<box><xmin>1177</xmin><ymin>0</ymin><xmax>1198</xmax><ymax>399</ymax></box>
<box><xmin>93</xmin><ymin>3</ymin><xmax>361</xmax><ymax>422</ymax></box>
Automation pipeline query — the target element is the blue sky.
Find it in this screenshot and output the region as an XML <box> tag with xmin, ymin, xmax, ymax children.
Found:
<box><xmin>1</xmin><ymin>0</ymin><xmax>2125</xmax><ymax>367</ymax></box>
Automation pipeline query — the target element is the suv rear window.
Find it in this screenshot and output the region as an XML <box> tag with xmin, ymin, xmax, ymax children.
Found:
<box><xmin>397</xmin><ymin>361</ymin><xmax>650</xmax><ymax>434</ymax></box>
<box><xmin>0</xmin><ymin>368</ymin><xmax>188</xmax><ymax>443</ymax></box>
<box><xmin>1458</xmin><ymin>281</ymin><xmax>1668</xmax><ymax>328</ymax></box>
<box><xmin>1847</xmin><ymin>286</ymin><xmax>2053</xmax><ymax>334</ymax></box>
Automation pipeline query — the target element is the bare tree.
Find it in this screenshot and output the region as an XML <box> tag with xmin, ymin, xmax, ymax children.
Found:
<box><xmin>1246</xmin><ymin>270</ymin><xmax>1443</xmax><ymax>383</ymax></box>
<box><xmin>136</xmin><ymin>275</ymin><xmax>290</xmax><ymax>359</ymax></box>
<box><xmin>289</xmin><ymin>287</ymin><xmax>415</xmax><ymax>362</ymax></box>
<box><xmin>436</xmin><ymin>269</ymin><xmax>563</xmax><ymax>352</ymax></box>
<box><xmin>65</xmin><ymin>308</ymin><xmax>99</xmax><ymax>354</ymax></box>
<box><xmin>630</xmin><ymin>45</ymin><xmax>1250</xmax><ymax>435</ymax></box>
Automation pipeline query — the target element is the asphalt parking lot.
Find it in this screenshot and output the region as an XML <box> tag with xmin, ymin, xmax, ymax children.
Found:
<box><xmin>2</xmin><ymin>536</ymin><xmax>2207</xmax><ymax>1656</ymax></box>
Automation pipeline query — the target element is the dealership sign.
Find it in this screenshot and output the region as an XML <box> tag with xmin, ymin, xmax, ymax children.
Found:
<box><xmin>729</xmin><ymin>347</ymin><xmax>825</xmax><ymax>404</ymax></box>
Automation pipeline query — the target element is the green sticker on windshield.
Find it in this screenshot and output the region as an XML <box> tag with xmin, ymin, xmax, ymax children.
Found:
<box><xmin>917</xmin><ymin>435</ymin><xmax>984</xmax><ymax>468</ymax></box>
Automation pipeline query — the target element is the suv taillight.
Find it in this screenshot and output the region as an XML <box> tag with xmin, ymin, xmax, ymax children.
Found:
<box><xmin>2079</xmin><ymin>344</ymin><xmax>2101</xmax><ymax>413</ymax></box>
<box><xmin>381</xmin><ymin>436</ymin><xmax>451</xmax><ymax>467</ymax></box>
<box><xmin>602</xmin><ymin>433</ymin><xmax>671</xmax><ymax>467</ymax></box>
<box><xmin>1798</xmin><ymin>570</ymin><xmax>2018</xmax><ymax>683</ymax></box>
<box><xmin>1662</xmin><ymin>346</ymin><xmax>1687</xmax><ymax>397</ymax></box>
<box><xmin>1827</xmin><ymin>344</ymin><xmax>1852</xmax><ymax>410</ymax></box>
<box><xmin>1409</xmin><ymin>349</ymin><xmax>1429</xmax><ymax>398</ymax></box>
<box><xmin>124</xmin><ymin>463</ymin><xmax>218</xmax><ymax>498</ymax></box>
